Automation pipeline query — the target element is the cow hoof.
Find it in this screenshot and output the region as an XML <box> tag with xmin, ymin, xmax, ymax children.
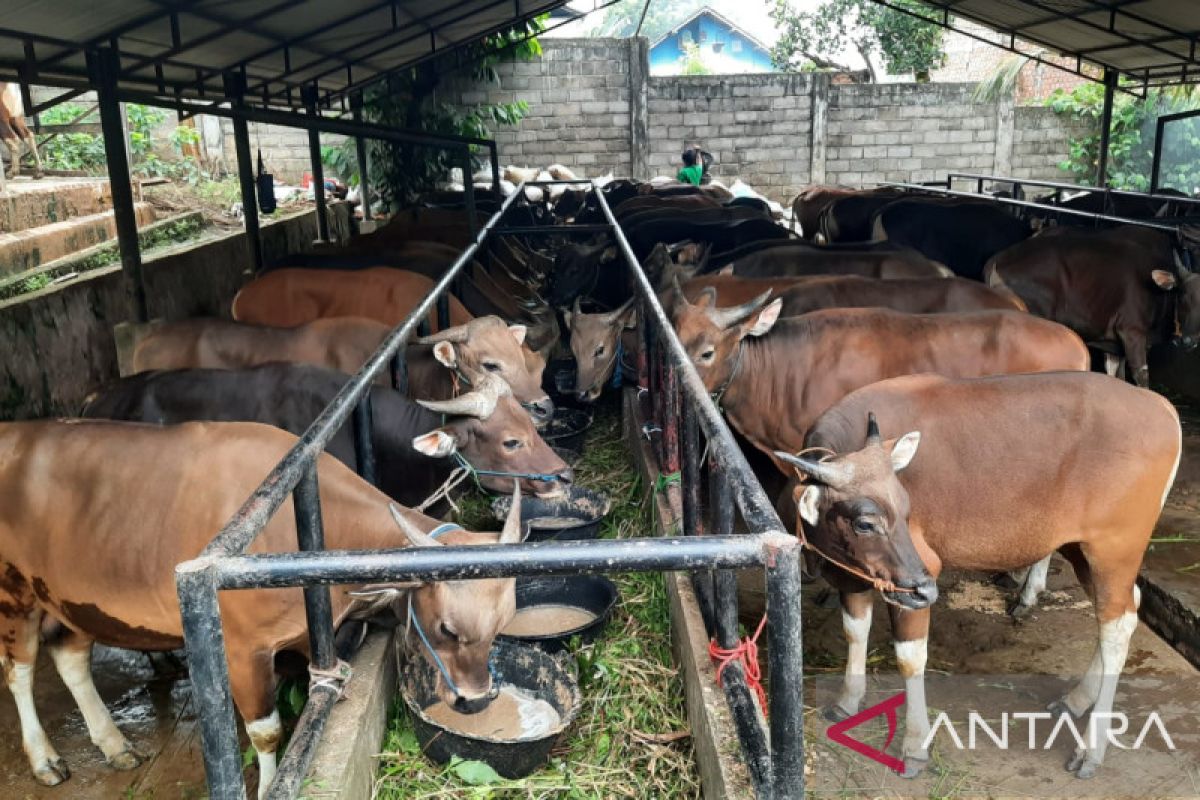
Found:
<box><xmin>1047</xmin><ymin>698</ymin><xmax>1082</xmax><ymax>719</ymax></box>
<box><xmin>34</xmin><ymin>758</ymin><xmax>70</xmax><ymax>786</ymax></box>
<box><xmin>107</xmin><ymin>747</ymin><xmax>145</xmax><ymax>771</ymax></box>
<box><xmin>1007</xmin><ymin>598</ymin><xmax>1034</xmax><ymax>622</ymax></box>
<box><xmin>822</xmin><ymin>704</ymin><xmax>852</xmax><ymax>723</ymax></box>
<box><xmin>1066</xmin><ymin>748</ymin><xmax>1100</xmax><ymax>778</ymax></box>
<box><xmin>901</xmin><ymin>756</ymin><xmax>929</xmax><ymax>779</ymax></box>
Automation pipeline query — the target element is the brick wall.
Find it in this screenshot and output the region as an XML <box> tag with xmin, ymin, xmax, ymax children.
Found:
<box><xmin>646</xmin><ymin>74</ymin><xmax>813</xmax><ymax>200</ymax></box>
<box><xmin>231</xmin><ymin>38</ymin><xmax>1090</xmax><ymax>201</ymax></box>
<box><xmin>216</xmin><ymin>121</ymin><xmax>347</xmax><ymax>184</ymax></box>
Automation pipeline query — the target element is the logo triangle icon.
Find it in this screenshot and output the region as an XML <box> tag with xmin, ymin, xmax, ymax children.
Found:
<box><xmin>825</xmin><ymin>691</ymin><xmax>907</xmax><ymax>773</ymax></box>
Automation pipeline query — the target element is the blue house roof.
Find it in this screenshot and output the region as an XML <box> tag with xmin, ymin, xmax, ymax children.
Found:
<box><xmin>648</xmin><ymin>7</ymin><xmax>775</xmax><ymax>76</ymax></box>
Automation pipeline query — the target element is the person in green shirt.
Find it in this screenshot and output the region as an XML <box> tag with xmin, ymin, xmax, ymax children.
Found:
<box><xmin>677</xmin><ymin>147</ymin><xmax>704</xmax><ymax>186</ymax></box>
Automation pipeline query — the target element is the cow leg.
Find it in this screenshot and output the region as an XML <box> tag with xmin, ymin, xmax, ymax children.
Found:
<box><xmin>1117</xmin><ymin>331</ymin><xmax>1150</xmax><ymax>387</ymax></box>
<box><xmin>0</xmin><ymin>610</ymin><xmax>69</xmax><ymax>785</ymax></box>
<box><xmin>1</xmin><ymin>133</ymin><xmax>21</xmax><ymax>179</ymax></box>
<box><xmin>1066</xmin><ymin>583</ymin><xmax>1140</xmax><ymax>779</ymax></box>
<box><xmin>1008</xmin><ymin>555</ymin><xmax>1052</xmax><ymax>620</ymax></box>
<box><xmin>46</xmin><ymin>633</ymin><xmax>144</xmax><ymax>770</ymax></box>
<box><xmin>825</xmin><ymin>589</ymin><xmax>873</xmax><ymax>721</ymax></box>
<box><xmin>19</xmin><ymin>130</ymin><xmax>42</xmax><ymax>178</ymax></box>
<box><xmin>891</xmin><ymin>606</ymin><xmax>932</xmax><ymax>778</ymax></box>
<box><xmin>230</xmin><ymin>650</ymin><xmax>281</xmax><ymax>799</ymax></box>
<box><xmin>1103</xmin><ymin>354</ymin><xmax>1124</xmax><ymax>379</ymax></box>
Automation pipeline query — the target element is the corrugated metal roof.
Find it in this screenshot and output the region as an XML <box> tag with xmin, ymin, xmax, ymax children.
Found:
<box><xmin>900</xmin><ymin>0</ymin><xmax>1200</xmax><ymax>88</ymax></box>
<box><xmin>0</xmin><ymin>0</ymin><xmax>569</xmax><ymax>111</ymax></box>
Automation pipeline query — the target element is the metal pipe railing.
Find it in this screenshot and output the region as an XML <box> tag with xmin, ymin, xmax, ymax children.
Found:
<box><xmin>945</xmin><ymin>171</ymin><xmax>1200</xmax><ymax>209</ymax></box>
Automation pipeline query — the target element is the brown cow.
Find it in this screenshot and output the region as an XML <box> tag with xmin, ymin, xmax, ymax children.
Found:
<box><xmin>669</xmin><ymin>295</ymin><xmax>1089</xmax><ymax>473</ymax></box>
<box><xmin>984</xmin><ymin>225</ymin><xmax>1200</xmax><ymax>386</ymax></box>
<box><xmin>0</xmin><ymin>420</ymin><xmax>523</xmax><ymax>793</ymax></box>
<box><xmin>681</xmin><ymin>273</ymin><xmax>1026</xmax><ymax>314</ymax></box>
<box><xmin>563</xmin><ymin>297</ymin><xmax>638</xmax><ymax>402</ymax></box>
<box><xmin>231</xmin><ymin>267</ymin><xmax>472</xmax><ymax>331</ymax></box>
<box><xmin>776</xmin><ymin>371</ymin><xmax>1181</xmax><ymax>778</ymax></box>
<box><xmin>724</xmin><ymin>243</ymin><xmax>951</xmax><ymax>281</ymax></box>
<box><xmin>0</xmin><ymin>83</ymin><xmax>43</xmax><ymax>179</ymax></box>
<box><xmin>131</xmin><ymin>315</ymin><xmax>553</xmax><ymax>421</ymax></box>
<box><xmin>789</xmin><ymin>184</ymin><xmax>855</xmax><ymax>238</ymax></box>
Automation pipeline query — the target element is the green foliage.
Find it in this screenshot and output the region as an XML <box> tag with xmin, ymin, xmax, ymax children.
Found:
<box><xmin>585</xmin><ymin>0</ymin><xmax>706</xmax><ymax>40</ymax></box>
<box><xmin>39</xmin><ymin>103</ymin><xmax>106</xmax><ymax>171</ymax></box>
<box><xmin>1046</xmin><ymin>83</ymin><xmax>1200</xmax><ymax>192</ymax></box>
<box><xmin>680</xmin><ymin>41</ymin><xmax>711</xmax><ymax>75</ymax></box>
<box><xmin>769</xmin><ymin>0</ymin><xmax>945</xmax><ymax>80</ymax></box>
<box><xmin>358</xmin><ymin>17</ymin><xmax>544</xmax><ymax>209</ymax></box>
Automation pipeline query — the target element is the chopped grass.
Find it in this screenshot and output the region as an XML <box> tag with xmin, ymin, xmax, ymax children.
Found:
<box><xmin>374</xmin><ymin>401</ymin><xmax>701</xmax><ymax>799</ymax></box>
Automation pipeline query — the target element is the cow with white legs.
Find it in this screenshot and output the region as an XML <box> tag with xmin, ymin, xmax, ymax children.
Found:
<box><xmin>776</xmin><ymin>370</ymin><xmax>1181</xmax><ymax>778</ymax></box>
<box><xmin>0</xmin><ymin>419</ymin><xmax>523</xmax><ymax>796</ymax></box>
<box><xmin>0</xmin><ymin>83</ymin><xmax>44</xmax><ymax>180</ymax></box>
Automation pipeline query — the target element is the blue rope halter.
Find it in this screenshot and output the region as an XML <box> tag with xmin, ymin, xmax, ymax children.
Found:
<box><xmin>407</xmin><ymin>522</ymin><xmax>499</xmax><ymax>699</ymax></box>
<box><xmin>452</xmin><ymin>451</ymin><xmax>562</xmax><ymax>484</ymax></box>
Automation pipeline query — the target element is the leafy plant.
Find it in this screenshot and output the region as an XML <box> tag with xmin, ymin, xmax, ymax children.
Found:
<box><xmin>680</xmin><ymin>41</ymin><xmax>711</xmax><ymax>76</ymax></box>
<box><xmin>769</xmin><ymin>0</ymin><xmax>946</xmax><ymax>81</ymax></box>
<box><xmin>1046</xmin><ymin>83</ymin><xmax>1200</xmax><ymax>192</ymax></box>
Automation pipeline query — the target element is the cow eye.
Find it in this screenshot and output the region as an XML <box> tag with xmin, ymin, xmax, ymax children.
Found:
<box><xmin>503</xmin><ymin>438</ymin><xmax>522</xmax><ymax>451</ymax></box>
<box><xmin>698</xmin><ymin>348</ymin><xmax>716</xmax><ymax>363</ymax></box>
<box><xmin>440</xmin><ymin>622</ymin><xmax>459</xmax><ymax>642</ymax></box>
<box><xmin>594</xmin><ymin>345</ymin><xmax>605</xmax><ymax>358</ymax></box>
<box><xmin>852</xmin><ymin>518</ymin><xmax>876</xmax><ymax>536</ymax></box>
<box><xmin>483</xmin><ymin>362</ymin><xmax>502</xmax><ymax>373</ymax></box>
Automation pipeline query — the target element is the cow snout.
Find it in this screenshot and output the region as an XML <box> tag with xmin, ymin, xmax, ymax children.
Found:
<box><xmin>555</xmin><ymin>467</ymin><xmax>574</xmax><ymax>486</ymax></box>
<box><xmin>1177</xmin><ymin>335</ymin><xmax>1198</xmax><ymax>351</ymax></box>
<box><xmin>527</xmin><ymin>397</ymin><xmax>555</xmax><ymax>424</ymax></box>
<box><xmin>453</xmin><ymin>688</ymin><xmax>497</xmax><ymax>715</ymax></box>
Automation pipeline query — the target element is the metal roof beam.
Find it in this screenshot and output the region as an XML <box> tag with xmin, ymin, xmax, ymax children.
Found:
<box><xmin>1002</xmin><ymin>0</ymin><xmax>1192</xmax><ymax>69</ymax></box>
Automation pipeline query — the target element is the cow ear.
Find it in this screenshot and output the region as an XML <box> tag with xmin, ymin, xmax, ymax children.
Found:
<box><xmin>694</xmin><ymin>287</ymin><xmax>718</xmax><ymax>309</ymax></box>
<box><xmin>746</xmin><ymin>298</ymin><xmax>783</xmax><ymax>337</ymax></box>
<box><xmin>1152</xmin><ymin>270</ymin><xmax>1178</xmax><ymax>290</ymax></box>
<box><xmin>508</xmin><ymin>324</ymin><xmax>527</xmax><ymax>346</ymax></box>
<box><xmin>562</xmin><ymin>309</ymin><xmax>573</xmax><ymax>330</ymax></box>
<box><xmin>412</xmin><ymin>429</ymin><xmax>459</xmax><ymax>457</ymax></box>
<box><xmin>717</xmin><ymin>263</ymin><xmax>734</xmax><ymax>276</ymax></box>
<box><xmin>432</xmin><ymin>341</ymin><xmax>457</xmax><ymax>368</ymax></box>
<box><xmin>796</xmin><ymin>484</ymin><xmax>821</xmax><ymax>527</ymax></box>
<box><xmin>620</xmin><ymin>306</ymin><xmax>638</xmax><ymax>329</ymax></box>
<box><xmin>889</xmin><ymin>432</ymin><xmax>921</xmax><ymax>472</ymax></box>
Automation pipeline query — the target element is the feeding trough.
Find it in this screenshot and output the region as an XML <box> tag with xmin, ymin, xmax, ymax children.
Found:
<box><xmin>540</xmin><ymin>407</ymin><xmax>592</xmax><ymax>452</ymax></box>
<box><xmin>551</xmin><ymin>444</ymin><xmax>581</xmax><ymax>467</ymax></box>
<box><xmin>491</xmin><ymin>485</ymin><xmax>610</xmax><ymax>541</ymax></box>
<box><xmin>500</xmin><ymin>575</ymin><xmax>619</xmax><ymax>652</ymax></box>
<box><xmin>401</xmin><ymin>639</ymin><xmax>581</xmax><ymax>779</ymax></box>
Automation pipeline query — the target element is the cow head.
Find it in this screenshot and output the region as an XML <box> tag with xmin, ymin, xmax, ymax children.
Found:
<box><xmin>670</xmin><ymin>284</ymin><xmax>782</xmax><ymax>393</ymax></box>
<box><xmin>413</xmin><ymin>371</ymin><xmax>571</xmax><ymax>497</ymax></box>
<box><xmin>564</xmin><ymin>297</ymin><xmax>637</xmax><ymax>402</ymax></box>
<box><xmin>775</xmin><ymin>414</ymin><xmax>938</xmax><ymax>610</ymax></box>
<box><xmin>1153</xmin><ymin>256</ymin><xmax>1200</xmax><ymax>350</ymax></box>
<box><xmin>547</xmin><ymin>240</ymin><xmax>615</xmax><ymax>308</ymax></box>
<box><xmin>418</xmin><ymin>316</ymin><xmax>554</xmax><ymax>423</ymax></box>
<box><xmin>391</xmin><ymin>489</ymin><xmax>522</xmax><ymax>711</ymax></box>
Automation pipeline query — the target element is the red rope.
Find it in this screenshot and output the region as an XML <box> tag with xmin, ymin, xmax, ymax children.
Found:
<box><xmin>708</xmin><ymin>614</ymin><xmax>768</xmax><ymax>716</ymax></box>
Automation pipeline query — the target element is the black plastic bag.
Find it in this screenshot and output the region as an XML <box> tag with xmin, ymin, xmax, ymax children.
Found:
<box><xmin>256</xmin><ymin>150</ymin><xmax>276</xmax><ymax>214</ymax></box>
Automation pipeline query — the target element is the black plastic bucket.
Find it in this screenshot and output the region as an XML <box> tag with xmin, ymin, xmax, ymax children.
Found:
<box><xmin>540</xmin><ymin>407</ymin><xmax>592</xmax><ymax>452</ymax></box>
<box><xmin>546</xmin><ymin>357</ymin><xmax>577</xmax><ymax>400</ymax></box>
<box><xmin>491</xmin><ymin>485</ymin><xmax>610</xmax><ymax>541</ymax></box>
<box><xmin>499</xmin><ymin>575</ymin><xmax>620</xmax><ymax>652</ymax></box>
<box><xmin>401</xmin><ymin>639</ymin><xmax>581</xmax><ymax>779</ymax></box>
<box><xmin>551</xmin><ymin>445</ymin><xmax>581</xmax><ymax>467</ymax></box>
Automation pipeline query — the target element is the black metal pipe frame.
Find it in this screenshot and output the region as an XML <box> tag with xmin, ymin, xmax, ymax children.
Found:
<box><xmin>302</xmin><ymin>86</ymin><xmax>331</xmax><ymax>243</ymax></box>
<box><xmin>176</xmin><ymin>181</ymin><xmax>804</xmax><ymax>800</ymax></box>
<box><xmin>947</xmin><ymin>171</ymin><xmax>1200</xmax><ymax>210</ymax></box>
<box><xmin>1150</xmin><ymin>108</ymin><xmax>1200</xmax><ymax>194</ymax></box>
<box><xmin>884</xmin><ymin>182</ymin><xmax>1179</xmax><ymax>233</ymax></box>
<box><xmin>349</xmin><ymin>93</ymin><xmax>372</xmax><ymax>223</ymax></box>
<box><xmin>1097</xmin><ymin>68</ymin><xmax>1119</xmax><ymax>189</ymax></box>
<box><xmin>225</xmin><ymin>73</ymin><xmax>264</xmax><ymax>272</ymax></box>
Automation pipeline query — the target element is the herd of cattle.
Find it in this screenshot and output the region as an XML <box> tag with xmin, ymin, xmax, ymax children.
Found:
<box><xmin>0</xmin><ymin>174</ymin><xmax>1194</xmax><ymax>794</ymax></box>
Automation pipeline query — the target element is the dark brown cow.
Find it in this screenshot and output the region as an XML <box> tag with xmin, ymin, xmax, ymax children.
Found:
<box><xmin>984</xmin><ymin>225</ymin><xmax>1200</xmax><ymax>386</ymax></box>
<box><xmin>232</xmin><ymin>267</ymin><xmax>472</xmax><ymax>331</ymax></box>
<box><xmin>723</xmin><ymin>242</ymin><xmax>952</xmax><ymax>281</ymax></box>
<box><xmin>776</xmin><ymin>371</ymin><xmax>1180</xmax><ymax>778</ymax></box>
<box><xmin>789</xmin><ymin>184</ymin><xmax>855</xmax><ymax>238</ymax></box>
<box><xmin>0</xmin><ymin>419</ymin><xmax>523</xmax><ymax>794</ymax></box>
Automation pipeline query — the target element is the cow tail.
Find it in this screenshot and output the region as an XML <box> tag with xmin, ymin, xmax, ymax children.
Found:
<box><xmin>983</xmin><ymin>262</ymin><xmax>1028</xmax><ymax>312</ymax></box>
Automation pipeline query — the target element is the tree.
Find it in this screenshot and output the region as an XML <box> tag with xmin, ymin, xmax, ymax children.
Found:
<box><xmin>585</xmin><ymin>0</ymin><xmax>707</xmax><ymax>41</ymax></box>
<box><xmin>768</xmin><ymin>0</ymin><xmax>946</xmax><ymax>82</ymax></box>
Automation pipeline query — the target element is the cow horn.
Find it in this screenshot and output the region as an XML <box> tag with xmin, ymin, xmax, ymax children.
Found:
<box><xmin>707</xmin><ymin>289</ymin><xmax>773</xmax><ymax>329</ymax></box>
<box><xmin>774</xmin><ymin>451</ymin><xmax>854</xmax><ymax>488</ymax></box>
<box><xmin>499</xmin><ymin>481</ymin><xmax>523</xmax><ymax>544</ymax></box>
<box><xmin>602</xmin><ymin>296</ymin><xmax>635</xmax><ymax>323</ymax></box>
<box><xmin>572</xmin><ymin>296</ymin><xmax>583</xmax><ymax>317</ymax></box>
<box><xmin>416</xmin><ymin>372</ymin><xmax>509</xmax><ymax>419</ymax></box>
<box><xmin>389</xmin><ymin>504</ymin><xmax>442</xmax><ymax>548</ymax></box>
<box><xmin>866</xmin><ymin>412</ymin><xmax>881</xmax><ymax>445</ymax></box>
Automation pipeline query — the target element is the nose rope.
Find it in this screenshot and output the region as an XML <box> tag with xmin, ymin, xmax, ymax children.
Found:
<box><xmin>406</xmin><ymin>523</ymin><xmax>499</xmax><ymax>700</ymax></box>
<box><xmin>783</xmin><ymin>448</ymin><xmax>916</xmax><ymax>595</ymax></box>
<box><xmin>451</xmin><ymin>451</ymin><xmax>562</xmax><ymax>485</ymax></box>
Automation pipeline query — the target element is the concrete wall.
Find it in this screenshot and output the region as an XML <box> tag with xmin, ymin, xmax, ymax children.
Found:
<box><xmin>0</xmin><ymin>206</ymin><xmax>352</xmax><ymax>421</ymax></box>
<box><xmin>212</xmin><ymin>121</ymin><xmax>348</xmax><ymax>184</ymax></box>
<box><xmin>237</xmin><ymin>38</ymin><xmax>1086</xmax><ymax>201</ymax></box>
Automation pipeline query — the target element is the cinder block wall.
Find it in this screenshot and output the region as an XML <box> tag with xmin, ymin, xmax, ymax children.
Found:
<box><xmin>825</xmin><ymin>83</ymin><xmax>998</xmax><ymax>186</ymax></box>
<box><xmin>646</xmin><ymin>74</ymin><xmax>814</xmax><ymax>200</ymax></box>
<box><xmin>1011</xmin><ymin>107</ymin><xmax>1093</xmax><ymax>181</ymax></box>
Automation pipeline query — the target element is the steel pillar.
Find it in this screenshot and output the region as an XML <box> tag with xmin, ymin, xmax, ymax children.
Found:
<box><xmin>225</xmin><ymin>73</ymin><xmax>262</xmax><ymax>271</ymax></box>
<box><xmin>1096</xmin><ymin>68</ymin><xmax>1118</xmax><ymax>189</ymax></box>
<box><xmin>302</xmin><ymin>85</ymin><xmax>330</xmax><ymax>243</ymax></box>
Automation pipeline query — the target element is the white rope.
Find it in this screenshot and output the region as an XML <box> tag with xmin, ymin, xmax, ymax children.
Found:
<box><xmin>415</xmin><ymin>466</ymin><xmax>471</xmax><ymax>514</ymax></box>
<box><xmin>308</xmin><ymin>658</ymin><xmax>353</xmax><ymax>700</ymax></box>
